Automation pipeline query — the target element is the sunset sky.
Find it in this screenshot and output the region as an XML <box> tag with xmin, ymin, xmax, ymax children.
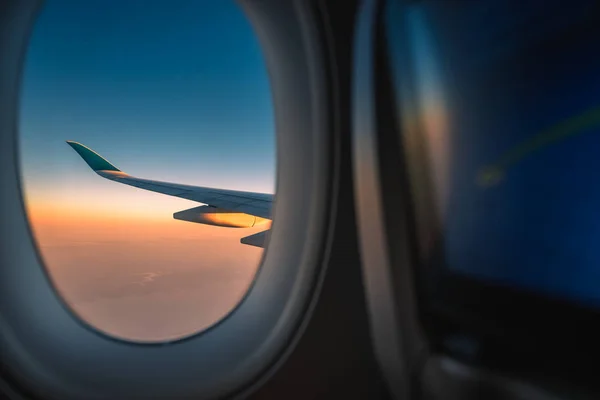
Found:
<box><xmin>19</xmin><ymin>0</ymin><xmax>275</xmax><ymax>341</ymax></box>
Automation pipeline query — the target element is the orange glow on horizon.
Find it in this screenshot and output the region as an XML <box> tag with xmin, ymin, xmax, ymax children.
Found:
<box><xmin>24</xmin><ymin>196</ymin><xmax>267</xmax><ymax>342</ymax></box>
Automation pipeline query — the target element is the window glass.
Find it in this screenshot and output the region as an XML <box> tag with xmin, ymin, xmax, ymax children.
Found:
<box><xmin>19</xmin><ymin>0</ymin><xmax>275</xmax><ymax>342</ymax></box>
<box><xmin>386</xmin><ymin>0</ymin><xmax>600</xmax><ymax>307</ymax></box>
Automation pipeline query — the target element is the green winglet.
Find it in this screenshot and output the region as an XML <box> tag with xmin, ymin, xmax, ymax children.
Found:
<box><xmin>66</xmin><ymin>141</ymin><xmax>121</xmax><ymax>172</ymax></box>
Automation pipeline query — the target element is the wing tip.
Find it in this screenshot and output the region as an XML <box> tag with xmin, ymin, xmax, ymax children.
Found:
<box><xmin>66</xmin><ymin>140</ymin><xmax>121</xmax><ymax>172</ymax></box>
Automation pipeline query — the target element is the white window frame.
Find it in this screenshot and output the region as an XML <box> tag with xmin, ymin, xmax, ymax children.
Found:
<box><xmin>0</xmin><ymin>1</ymin><xmax>336</xmax><ymax>399</ymax></box>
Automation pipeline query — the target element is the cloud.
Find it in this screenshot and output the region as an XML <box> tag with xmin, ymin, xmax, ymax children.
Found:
<box><xmin>131</xmin><ymin>271</ymin><xmax>171</xmax><ymax>286</ymax></box>
<box><xmin>31</xmin><ymin>212</ymin><xmax>265</xmax><ymax>342</ymax></box>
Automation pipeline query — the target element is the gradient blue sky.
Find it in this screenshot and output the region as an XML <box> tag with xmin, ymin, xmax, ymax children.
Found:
<box><xmin>18</xmin><ymin>0</ymin><xmax>275</xmax><ymax>342</ymax></box>
<box><xmin>20</xmin><ymin>0</ymin><xmax>275</xmax><ymax>203</ymax></box>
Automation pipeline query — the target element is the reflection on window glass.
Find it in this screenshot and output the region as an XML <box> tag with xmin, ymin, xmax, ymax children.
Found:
<box><xmin>386</xmin><ymin>1</ymin><xmax>600</xmax><ymax>307</ymax></box>
<box><xmin>19</xmin><ymin>0</ymin><xmax>275</xmax><ymax>342</ymax></box>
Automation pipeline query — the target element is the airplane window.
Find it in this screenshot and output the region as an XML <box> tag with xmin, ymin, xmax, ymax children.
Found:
<box><xmin>385</xmin><ymin>0</ymin><xmax>600</xmax><ymax>308</ymax></box>
<box><xmin>18</xmin><ymin>0</ymin><xmax>275</xmax><ymax>342</ymax></box>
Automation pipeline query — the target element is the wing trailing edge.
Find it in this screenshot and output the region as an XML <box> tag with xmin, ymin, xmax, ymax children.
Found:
<box><xmin>240</xmin><ymin>230</ymin><xmax>269</xmax><ymax>248</ymax></box>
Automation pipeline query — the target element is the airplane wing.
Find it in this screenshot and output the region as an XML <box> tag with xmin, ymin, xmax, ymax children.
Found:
<box><xmin>66</xmin><ymin>141</ymin><xmax>273</xmax><ymax>247</ymax></box>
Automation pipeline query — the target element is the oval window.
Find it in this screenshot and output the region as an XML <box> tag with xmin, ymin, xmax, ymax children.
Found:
<box><xmin>19</xmin><ymin>0</ymin><xmax>275</xmax><ymax>342</ymax></box>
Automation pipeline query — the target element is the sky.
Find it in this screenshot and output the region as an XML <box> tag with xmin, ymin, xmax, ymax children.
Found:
<box><xmin>19</xmin><ymin>0</ymin><xmax>275</xmax><ymax>341</ymax></box>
